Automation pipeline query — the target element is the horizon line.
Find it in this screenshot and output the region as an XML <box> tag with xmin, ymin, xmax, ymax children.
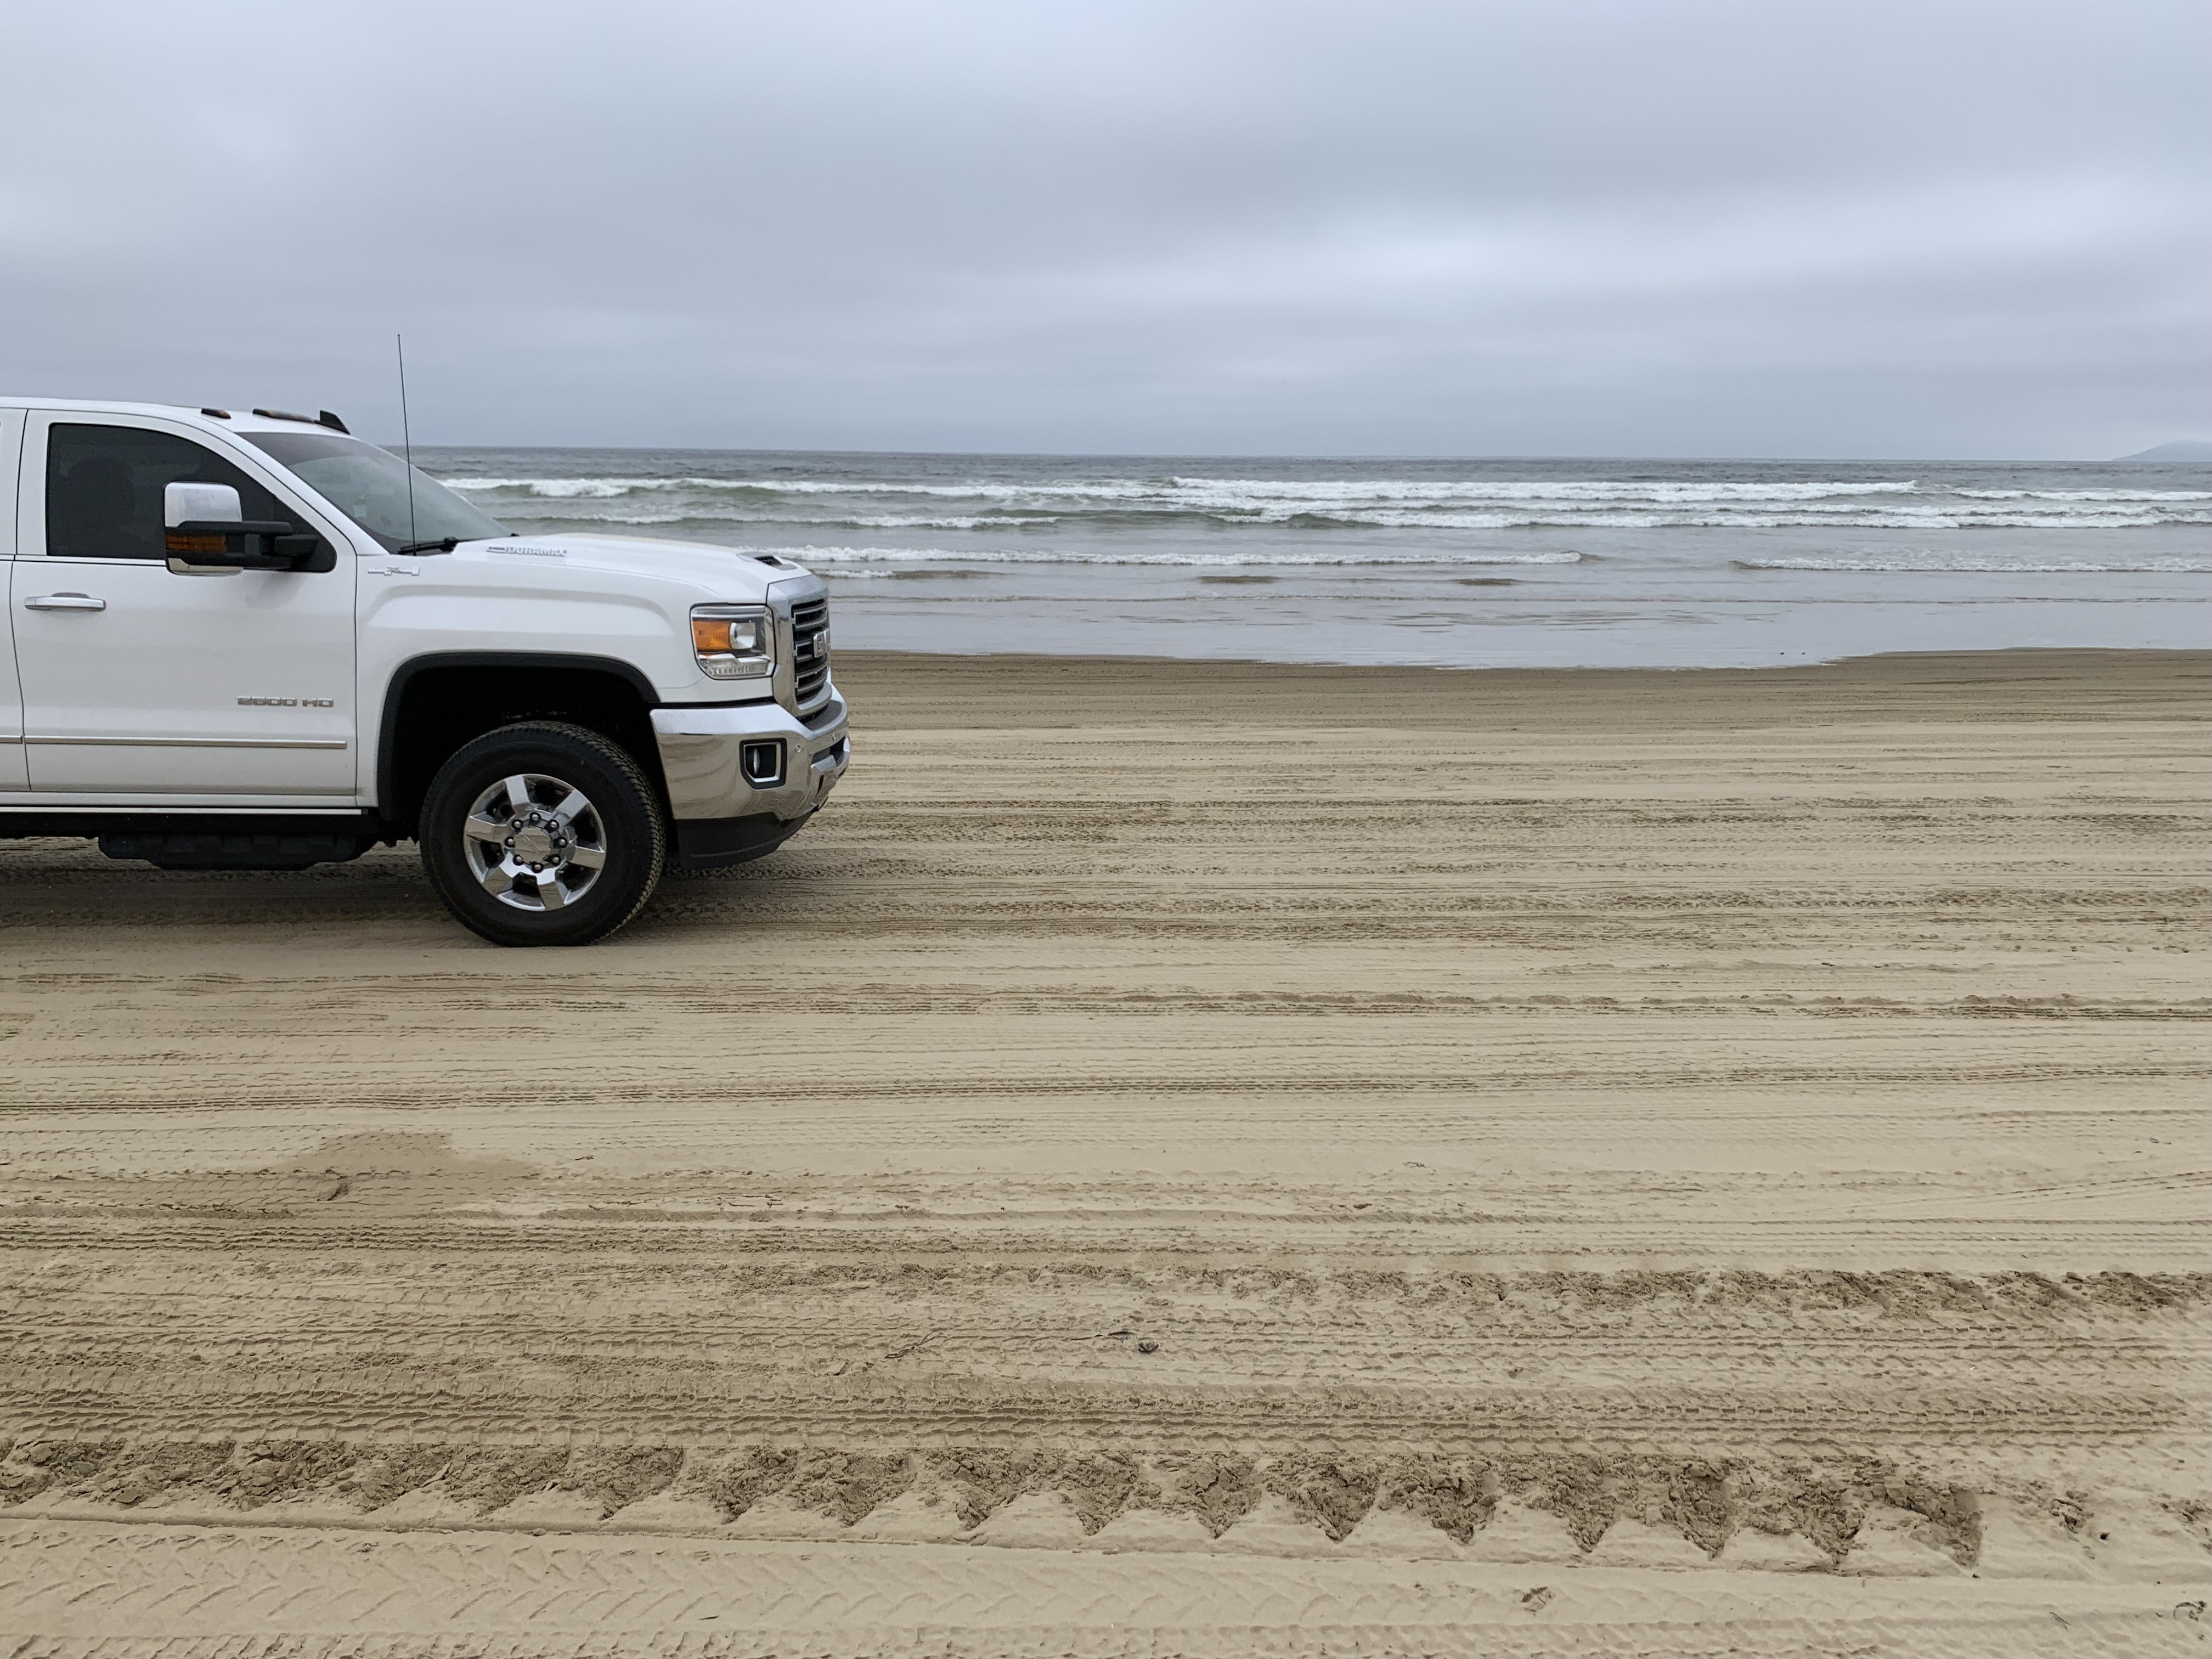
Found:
<box><xmin>374</xmin><ymin>442</ymin><xmax>2209</xmax><ymax>465</ymax></box>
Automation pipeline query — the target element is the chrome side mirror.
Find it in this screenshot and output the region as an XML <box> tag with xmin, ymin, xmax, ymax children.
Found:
<box><xmin>165</xmin><ymin>481</ymin><xmax>248</xmax><ymax>572</ymax></box>
<box><xmin>165</xmin><ymin>481</ymin><xmax>243</xmax><ymax>528</ymax></box>
<box><xmin>162</xmin><ymin>480</ymin><xmax>313</xmax><ymax>570</ymax></box>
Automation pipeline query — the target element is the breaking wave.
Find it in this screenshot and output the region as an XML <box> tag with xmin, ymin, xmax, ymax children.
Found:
<box><xmin>438</xmin><ymin>472</ymin><xmax>2212</xmax><ymax>530</ymax></box>
<box><xmin>744</xmin><ymin>545</ymin><xmax>1586</xmax><ymax>568</ymax></box>
<box><xmin>1735</xmin><ymin>556</ymin><xmax>2212</xmax><ymax>573</ymax></box>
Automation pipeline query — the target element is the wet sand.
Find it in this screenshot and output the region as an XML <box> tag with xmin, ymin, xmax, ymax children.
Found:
<box><xmin>1</xmin><ymin>649</ymin><xmax>2207</xmax><ymax>1655</ymax></box>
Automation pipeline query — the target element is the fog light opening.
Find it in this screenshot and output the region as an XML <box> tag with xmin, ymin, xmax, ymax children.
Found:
<box><xmin>740</xmin><ymin>740</ymin><xmax>786</xmax><ymax>787</ymax></box>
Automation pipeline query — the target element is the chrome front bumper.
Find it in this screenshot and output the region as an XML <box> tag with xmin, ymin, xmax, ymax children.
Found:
<box><xmin>650</xmin><ymin>690</ymin><xmax>849</xmax><ymax>822</ymax></box>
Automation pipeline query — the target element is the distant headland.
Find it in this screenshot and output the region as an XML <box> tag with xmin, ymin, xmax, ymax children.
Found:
<box><xmin>2114</xmin><ymin>439</ymin><xmax>2212</xmax><ymax>462</ymax></box>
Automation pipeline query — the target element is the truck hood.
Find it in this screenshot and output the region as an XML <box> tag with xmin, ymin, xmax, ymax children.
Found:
<box><xmin>460</xmin><ymin>533</ymin><xmax>812</xmax><ymax>600</ymax></box>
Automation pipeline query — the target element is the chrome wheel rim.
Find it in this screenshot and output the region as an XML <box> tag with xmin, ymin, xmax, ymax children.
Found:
<box><xmin>461</xmin><ymin>772</ymin><xmax>609</xmax><ymax>912</ymax></box>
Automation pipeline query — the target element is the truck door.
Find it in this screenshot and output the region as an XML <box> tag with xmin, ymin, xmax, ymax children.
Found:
<box><xmin>0</xmin><ymin>408</ymin><xmax>25</xmax><ymax>788</ymax></box>
<box><xmin>12</xmin><ymin>414</ymin><xmax>357</xmax><ymax>798</ymax></box>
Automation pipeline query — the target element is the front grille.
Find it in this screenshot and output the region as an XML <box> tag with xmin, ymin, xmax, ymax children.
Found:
<box><xmin>791</xmin><ymin>596</ymin><xmax>831</xmax><ymax>706</ymax></box>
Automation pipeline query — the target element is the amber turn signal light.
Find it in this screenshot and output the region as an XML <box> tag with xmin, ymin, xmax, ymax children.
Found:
<box><xmin>693</xmin><ymin>614</ymin><xmax>767</xmax><ymax>654</ymax></box>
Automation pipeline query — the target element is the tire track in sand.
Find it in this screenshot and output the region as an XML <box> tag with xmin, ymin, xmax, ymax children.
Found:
<box><xmin>0</xmin><ymin>651</ymin><xmax>2206</xmax><ymax>1650</ymax></box>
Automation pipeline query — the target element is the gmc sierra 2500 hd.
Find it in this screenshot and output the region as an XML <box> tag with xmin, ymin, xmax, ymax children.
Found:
<box><xmin>0</xmin><ymin>398</ymin><xmax>848</xmax><ymax>946</ymax></box>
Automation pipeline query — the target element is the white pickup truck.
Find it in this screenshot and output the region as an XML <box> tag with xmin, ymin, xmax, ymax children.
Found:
<box><xmin>0</xmin><ymin>398</ymin><xmax>848</xmax><ymax>945</ymax></box>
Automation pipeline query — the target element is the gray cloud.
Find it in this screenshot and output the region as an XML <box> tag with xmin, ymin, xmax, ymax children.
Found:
<box><xmin>2</xmin><ymin>0</ymin><xmax>2205</xmax><ymax>455</ymax></box>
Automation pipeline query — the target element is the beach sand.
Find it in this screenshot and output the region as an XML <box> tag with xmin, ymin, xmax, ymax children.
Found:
<box><xmin>1</xmin><ymin>648</ymin><xmax>2206</xmax><ymax>1654</ymax></box>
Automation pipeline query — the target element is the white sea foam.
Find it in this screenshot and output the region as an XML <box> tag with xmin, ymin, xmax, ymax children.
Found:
<box><xmin>445</xmin><ymin>475</ymin><xmax>774</xmax><ymax>496</ymax></box>
<box><xmin>1265</xmin><ymin>507</ymin><xmax>2200</xmax><ymax>530</ymax></box>
<box><xmin>541</xmin><ymin>508</ymin><xmax>2197</xmax><ymax>535</ymax></box>
<box><xmin>484</xmin><ymin>506</ymin><xmax>1061</xmax><ymax>532</ymax></box>
<box><xmin>1735</xmin><ymin>556</ymin><xmax>2212</xmax><ymax>573</ymax></box>
<box><xmin>844</xmin><ymin>515</ymin><xmax>1060</xmax><ymax>529</ymax></box>
<box><xmin>739</xmin><ymin>544</ymin><xmax>1585</xmax><ymax>568</ymax></box>
<box><xmin>1955</xmin><ymin>488</ymin><xmax>2212</xmax><ymax>502</ymax></box>
<box><xmin>447</xmin><ymin>475</ymin><xmax>1925</xmax><ymax>504</ymax></box>
<box><xmin>505</xmin><ymin>504</ymin><xmax>2202</xmax><ymax>533</ymax></box>
<box><xmin>445</xmin><ymin>477</ymin><xmax>639</xmax><ymax>498</ymax></box>
<box><xmin>1165</xmin><ymin>477</ymin><xmax>1922</xmax><ymax>501</ymax></box>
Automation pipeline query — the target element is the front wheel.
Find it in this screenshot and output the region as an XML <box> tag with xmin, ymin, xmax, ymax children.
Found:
<box><xmin>419</xmin><ymin>722</ymin><xmax>667</xmax><ymax>946</ymax></box>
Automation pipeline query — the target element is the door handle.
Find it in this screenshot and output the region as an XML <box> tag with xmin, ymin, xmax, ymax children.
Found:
<box><xmin>22</xmin><ymin>593</ymin><xmax>106</xmax><ymax>611</ymax></box>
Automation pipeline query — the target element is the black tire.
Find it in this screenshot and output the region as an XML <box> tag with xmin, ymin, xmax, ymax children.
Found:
<box><xmin>419</xmin><ymin>722</ymin><xmax>667</xmax><ymax>947</ymax></box>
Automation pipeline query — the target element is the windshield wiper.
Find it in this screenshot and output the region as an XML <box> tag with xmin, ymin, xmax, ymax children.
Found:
<box><xmin>398</xmin><ymin>537</ymin><xmax>460</xmax><ymax>555</ymax></box>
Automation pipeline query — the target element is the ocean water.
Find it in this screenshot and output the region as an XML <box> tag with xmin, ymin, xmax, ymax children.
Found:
<box><xmin>415</xmin><ymin>450</ymin><xmax>2211</xmax><ymax>668</ymax></box>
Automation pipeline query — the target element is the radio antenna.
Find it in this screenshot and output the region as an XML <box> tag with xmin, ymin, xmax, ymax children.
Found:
<box><xmin>396</xmin><ymin>332</ymin><xmax>419</xmax><ymax>546</ymax></box>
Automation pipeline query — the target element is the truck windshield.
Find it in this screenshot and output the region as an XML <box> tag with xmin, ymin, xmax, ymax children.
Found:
<box><xmin>241</xmin><ymin>431</ymin><xmax>506</xmax><ymax>552</ymax></box>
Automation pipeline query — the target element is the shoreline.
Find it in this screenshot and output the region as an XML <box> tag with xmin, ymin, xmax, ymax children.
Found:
<box><xmin>844</xmin><ymin>644</ymin><xmax>2211</xmax><ymax>668</ymax></box>
<box><xmin>835</xmin><ymin>645</ymin><xmax>2211</xmax><ymax>730</ymax></box>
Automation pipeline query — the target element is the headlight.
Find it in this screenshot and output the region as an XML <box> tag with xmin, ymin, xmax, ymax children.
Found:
<box><xmin>691</xmin><ymin>605</ymin><xmax>774</xmax><ymax>679</ymax></box>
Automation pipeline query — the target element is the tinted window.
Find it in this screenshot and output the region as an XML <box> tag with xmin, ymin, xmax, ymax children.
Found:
<box><xmin>45</xmin><ymin>424</ymin><xmax>315</xmax><ymax>561</ymax></box>
<box><xmin>242</xmin><ymin>430</ymin><xmax>505</xmax><ymax>551</ymax></box>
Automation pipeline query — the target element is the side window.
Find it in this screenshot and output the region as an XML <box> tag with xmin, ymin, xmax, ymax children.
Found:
<box><xmin>44</xmin><ymin>424</ymin><xmax>317</xmax><ymax>562</ymax></box>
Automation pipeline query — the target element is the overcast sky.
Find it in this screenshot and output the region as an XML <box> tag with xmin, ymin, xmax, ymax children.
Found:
<box><xmin>3</xmin><ymin>1</ymin><xmax>2205</xmax><ymax>456</ymax></box>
